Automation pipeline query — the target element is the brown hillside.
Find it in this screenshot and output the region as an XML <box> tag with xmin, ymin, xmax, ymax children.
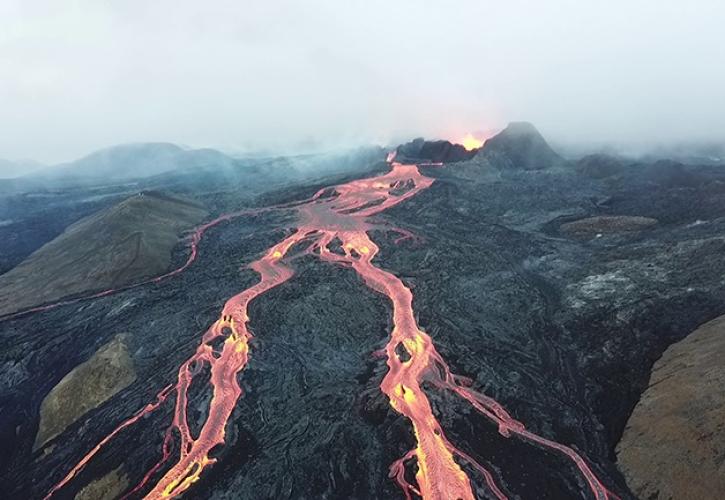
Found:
<box><xmin>0</xmin><ymin>191</ymin><xmax>206</xmax><ymax>315</ymax></box>
<box><xmin>616</xmin><ymin>315</ymin><xmax>725</xmax><ymax>499</ymax></box>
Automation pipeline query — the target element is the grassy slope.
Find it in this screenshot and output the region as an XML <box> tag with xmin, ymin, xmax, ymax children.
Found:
<box><xmin>0</xmin><ymin>192</ymin><xmax>207</xmax><ymax>315</ymax></box>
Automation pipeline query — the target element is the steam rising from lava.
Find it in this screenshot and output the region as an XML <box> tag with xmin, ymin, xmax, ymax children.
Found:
<box><xmin>45</xmin><ymin>153</ymin><xmax>616</xmax><ymax>500</ymax></box>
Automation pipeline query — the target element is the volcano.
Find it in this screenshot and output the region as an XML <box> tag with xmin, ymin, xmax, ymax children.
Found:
<box><xmin>1</xmin><ymin>124</ymin><xmax>724</xmax><ymax>500</ymax></box>
<box><xmin>478</xmin><ymin>122</ymin><xmax>562</xmax><ymax>170</ymax></box>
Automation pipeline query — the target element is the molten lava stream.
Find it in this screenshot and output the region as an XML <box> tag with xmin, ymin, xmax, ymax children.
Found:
<box><xmin>47</xmin><ymin>154</ymin><xmax>616</xmax><ymax>500</ymax></box>
<box><xmin>318</xmin><ymin>231</ymin><xmax>496</xmax><ymax>500</ymax></box>
<box><xmin>141</xmin><ymin>230</ymin><xmax>312</xmax><ymax>498</ymax></box>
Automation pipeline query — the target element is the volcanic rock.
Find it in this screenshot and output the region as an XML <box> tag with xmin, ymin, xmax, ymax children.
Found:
<box><xmin>616</xmin><ymin>315</ymin><xmax>725</xmax><ymax>499</ymax></box>
<box><xmin>641</xmin><ymin>160</ymin><xmax>703</xmax><ymax>188</ymax></box>
<box><xmin>560</xmin><ymin>215</ymin><xmax>658</xmax><ymax>236</ymax></box>
<box><xmin>396</xmin><ymin>138</ymin><xmax>476</xmax><ymax>163</ymax></box>
<box><xmin>34</xmin><ymin>334</ymin><xmax>136</xmax><ymax>450</ymax></box>
<box><xmin>576</xmin><ymin>154</ymin><xmax>628</xmax><ymax>179</ymax></box>
<box><xmin>0</xmin><ymin>191</ymin><xmax>207</xmax><ymax>316</ymax></box>
<box><xmin>478</xmin><ymin>121</ymin><xmax>562</xmax><ymax>169</ymax></box>
<box><xmin>5</xmin><ymin>129</ymin><xmax>725</xmax><ymax>499</ymax></box>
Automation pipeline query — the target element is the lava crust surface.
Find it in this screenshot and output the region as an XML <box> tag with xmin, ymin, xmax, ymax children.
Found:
<box><xmin>3</xmin><ymin>129</ymin><xmax>725</xmax><ymax>499</ymax></box>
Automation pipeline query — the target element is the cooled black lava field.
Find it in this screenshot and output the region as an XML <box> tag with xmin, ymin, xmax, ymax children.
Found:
<box><xmin>2</xmin><ymin>127</ymin><xmax>725</xmax><ymax>499</ymax></box>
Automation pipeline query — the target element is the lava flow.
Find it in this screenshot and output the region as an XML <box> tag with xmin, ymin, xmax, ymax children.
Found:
<box><xmin>46</xmin><ymin>152</ymin><xmax>616</xmax><ymax>500</ymax></box>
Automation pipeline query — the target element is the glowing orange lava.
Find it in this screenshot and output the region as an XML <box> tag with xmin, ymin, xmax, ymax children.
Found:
<box><xmin>460</xmin><ymin>133</ymin><xmax>484</xmax><ymax>151</ymax></box>
<box><xmin>45</xmin><ymin>152</ymin><xmax>617</xmax><ymax>500</ymax></box>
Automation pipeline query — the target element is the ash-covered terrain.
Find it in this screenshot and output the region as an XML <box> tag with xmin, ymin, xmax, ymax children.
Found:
<box><xmin>1</xmin><ymin>124</ymin><xmax>724</xmax><ymax>499</ymax></box>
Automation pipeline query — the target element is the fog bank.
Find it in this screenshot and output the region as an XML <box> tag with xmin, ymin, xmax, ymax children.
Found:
<box><xmin>1</xmin><ymin>0</ymin><xmax>724</xmax><ymax>165</ymax></box>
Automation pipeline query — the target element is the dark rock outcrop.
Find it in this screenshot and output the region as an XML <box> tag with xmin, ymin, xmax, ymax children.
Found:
<box><xmin>640</xmin><ymin>160</ymin><xmax>703</xmax><ymax>188</ymax></box>
<box><xmin>478</xmin><ymin>121</ymin><xmax>562</xmax><ymax>169</ymax></box>
<box><xmin>576</xmin><ymin>154</ymin><xmax>628</xmax><ymax>179</ymax></box>
<box><xmin>396</xmin><ymin>138</ymin><xmax>476</xmax><ymax>163</ymax></box>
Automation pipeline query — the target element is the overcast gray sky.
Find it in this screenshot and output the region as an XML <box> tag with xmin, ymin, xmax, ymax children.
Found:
<box><xmin>1</xmin><ymin>0</ymin><xmax>724</xmax><ymax>164</ymax></box>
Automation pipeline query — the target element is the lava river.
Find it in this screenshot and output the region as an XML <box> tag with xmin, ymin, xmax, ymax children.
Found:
<box><xmin>46</xmin><ymin>154</ymin><xmax>617</xmax><ymax>500</ymax></box>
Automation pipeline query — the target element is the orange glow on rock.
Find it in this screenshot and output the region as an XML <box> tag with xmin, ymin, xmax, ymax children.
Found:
<box><xmin>460</xmin><ymin>133</ymin><xmax>484</xmax><ymax>151</ymax></box>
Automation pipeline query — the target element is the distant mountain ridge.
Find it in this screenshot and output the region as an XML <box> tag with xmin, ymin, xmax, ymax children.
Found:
<box><xmin>36</xmin><ymin>142</ymin><xmax>238</xmax><ymax>182</ymax></box>
<box><xmin>1</xmin><ymin>144</ymin><xmax>386</xmax><ymax>194</ymax></box>
<box><xmin>0</xmin><ymin>158</ymin><xmax>45</xmax><ymax>179</ymax></box>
